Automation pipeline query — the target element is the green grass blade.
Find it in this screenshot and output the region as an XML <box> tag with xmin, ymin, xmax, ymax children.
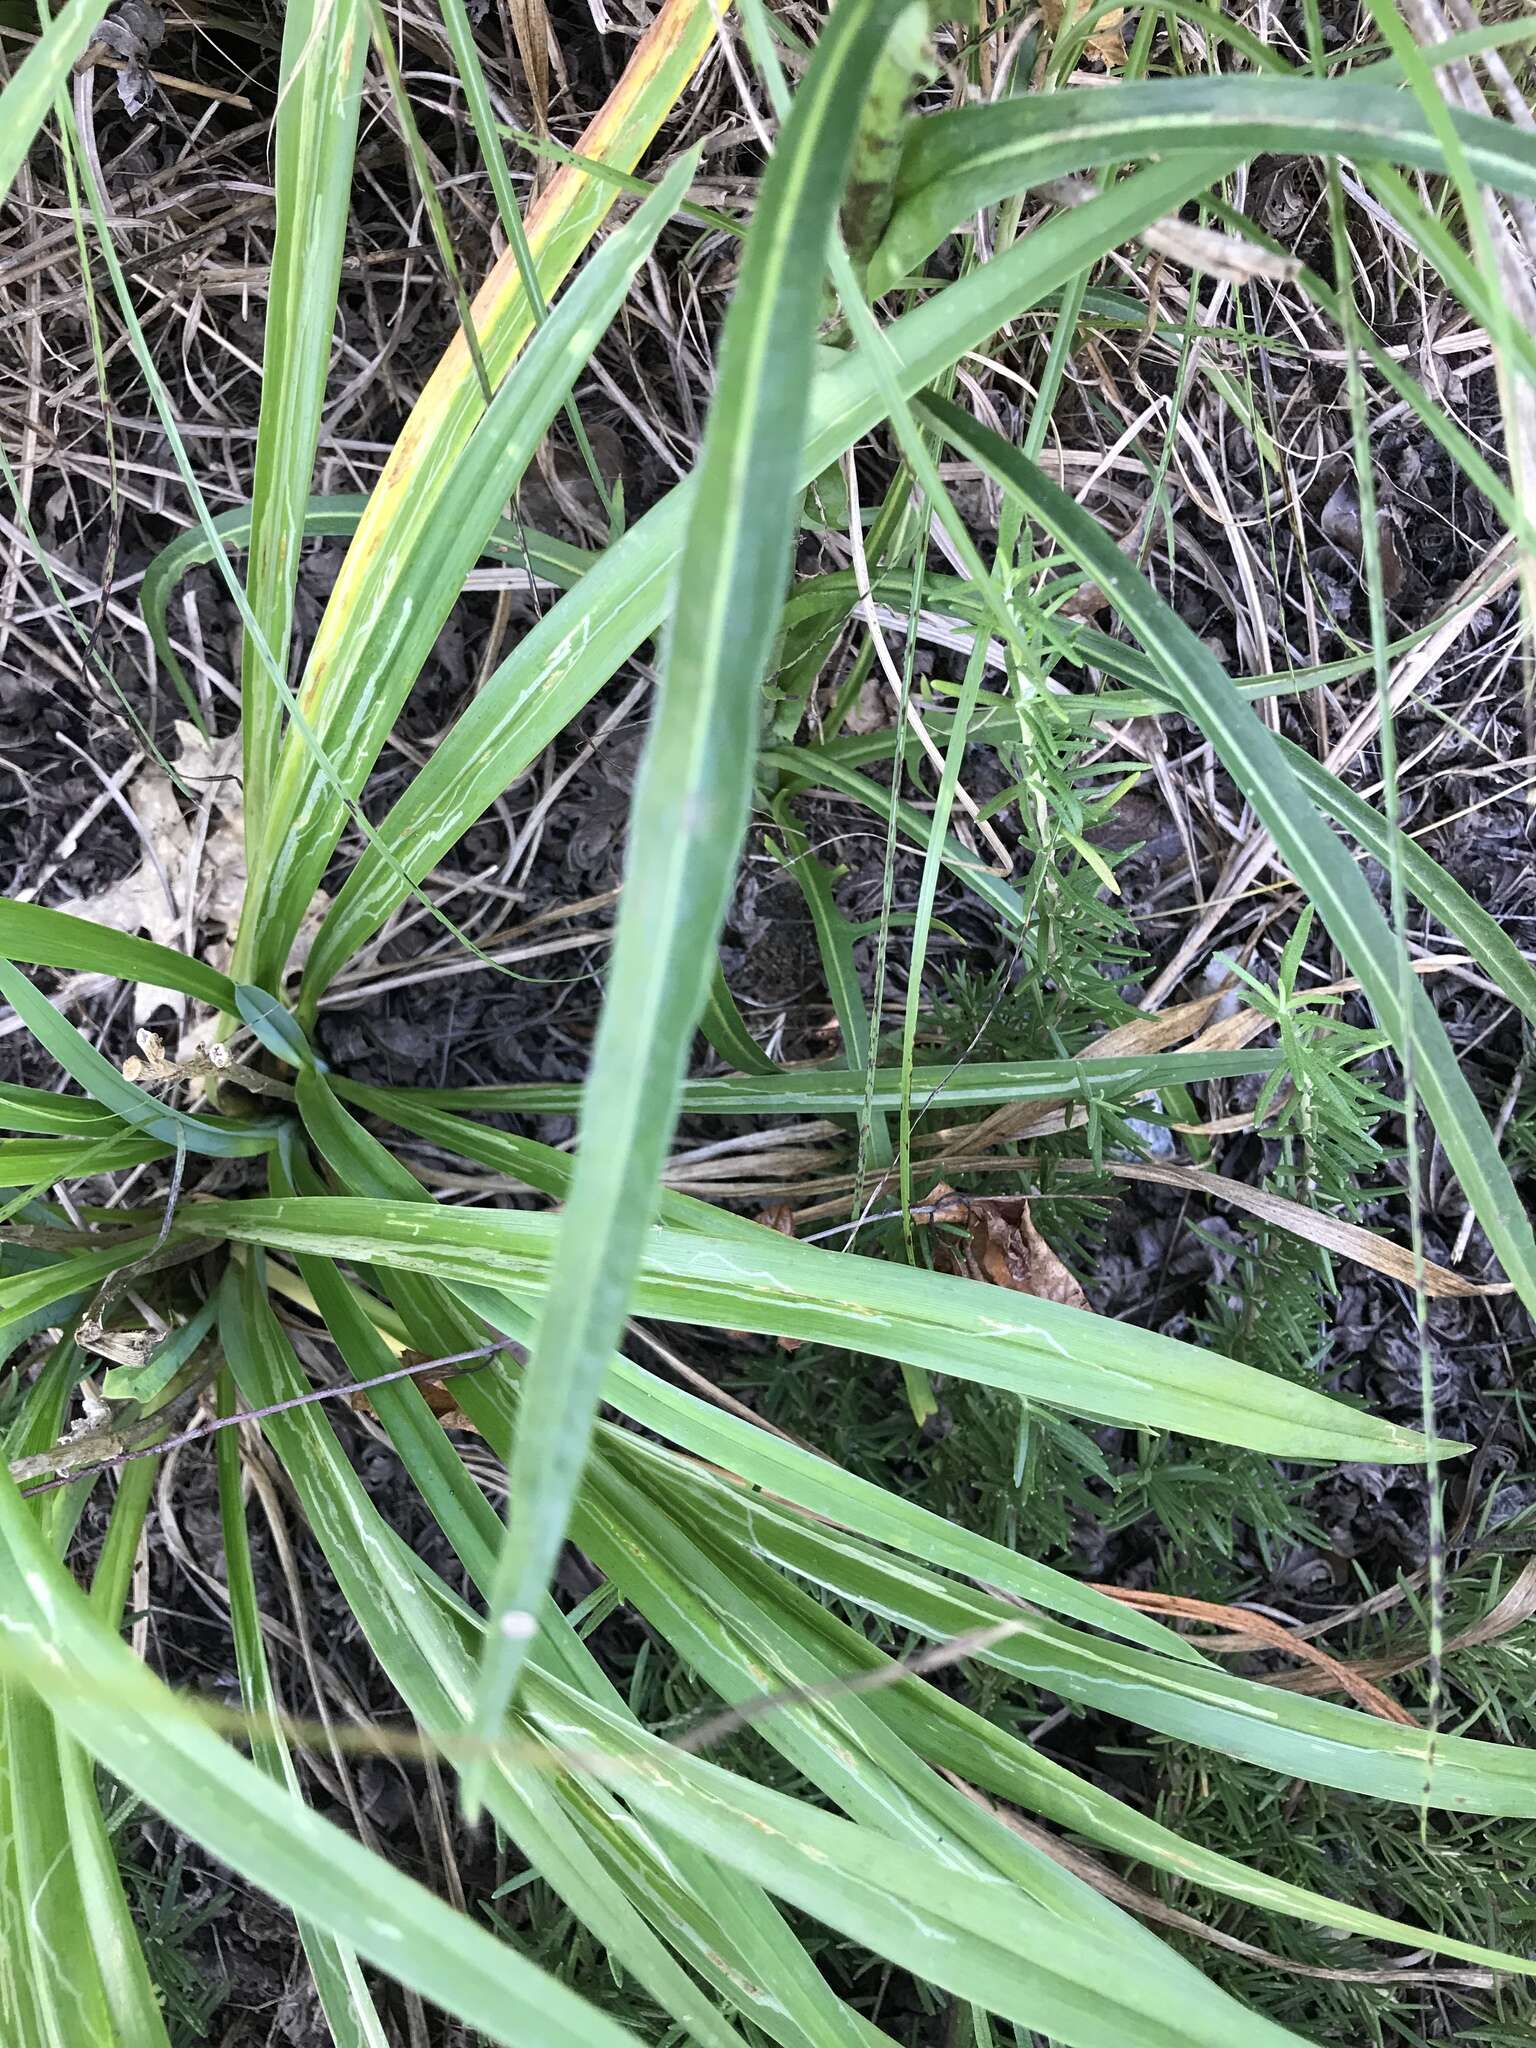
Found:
<box><xmin>1274</xmin><ymin>736</ymin><xmax>1536</xmax><ymax>1028</ymax></box>
<box><xmin>218</xmin><ymin>1257</ymin><xmax>771</xmax><ymax>2048</ymax></box>
<box><xmin>919</xmin><ymin>397</ymin><xmax>1536</xmax><ymax>1316</ymax></box>
<box><xmin>183</xmin><ymin>1195</ymin><xmax>1437</xmax><ymax>1463</ymax></box>
<box><xmin>400</xmin><ymin>1046</ymin><xmax>1277</xmax><ymax>1116</ymax></box>
<box><xmin>460</xmin><ymin>0</ymin><xmax>930</xmax><ymax>1788</ymax></box>
<box><xmin>0</xmin><ymin>1245</ymin><xmax>157</xmax><ymax>1342</ymax></box>
<box><xmin>701</xmin><ymin>962</ymin><xmax>780</xmax><ymax>1074</ymax></box>
<box><xmin>525</xmin><ymin>1670</ymin><xmax>1308</xmax><ymax>2048</ymax></box>
<box><xmin>0</xmin><ymin>0</ymin><xmax>109</xmax><ymax>205</ymax></box>
<box><xmin>735</xmin><ymin>1544</ymin><xmax>1536</xmax><ymax>1976</ymax></box>
<box><xmin>0</xmin><ymin>1084</ymin><xmax>136</xmax><ymax>1137</ymax></box>
<box><xmin>0</xmin><ymin>1455</ymin><xmax>645</xmax><ymax>2048</ymax></box>
<box><xmin>0</xmin><ymin>899</ymin><xmax>238</xmax><ymax>1013</ymax></box>
<box><xmin>214</xmin><ymin>1387</ymin><xmax>391</xmax><ymax>2048</ymax></box>
<box><xmin>139</xmin><ymin>494</ymin><xmax>591</xmax><ymax>717</ymax></box>
<box><xmin>0</xmin><ymin>963</ymin><xmax>279</xmax><ymax>1158</ymax></box>
<box><xmin>298</xmin><ymin>151</ymin><xmax>1240</xmax><ymax>1002</ymax></box>
<box><xmin>237</xmin><ymin>156</ymin><xmax>694</xmax><ymax>987</ymax></box>
<box><xmin>0</xmin><ymin>1363</ymin><xmax>153</xmax><ymax>2048</ymax></box>
<box><xmin>875</xmin><ymin>76</ymin><xmax>1536</xmax><ymax>289</ymax></box>
<box><xmin>694</xmin><ymin>1484</ymin><xmax>1536</xmax><ymax>1817</ymax></box>
<box><xmin>766</xmin><ymin>740</ymin><xmax>1033</xmax><ymax>932</ymax></box>
<box><xmin>239</xmin><ymin>0</ymin><xmax>368</xmax><ymax>846</ymax></box>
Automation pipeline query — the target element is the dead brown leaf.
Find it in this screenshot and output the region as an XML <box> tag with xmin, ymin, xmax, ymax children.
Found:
<box><xmin>49</xmin><ymin>723</ymin><xmax>324</xmax><ymax>1031</ymax></box>
<box><xmin>925</xmin><ymin>1184</ymin><xmax>1091</xmax><ymax>1311</ymax></box>
<box><xmin>1041</xmin><ymin>0</ymin><xmax>1126</xmax><ymax>68</ymax></box>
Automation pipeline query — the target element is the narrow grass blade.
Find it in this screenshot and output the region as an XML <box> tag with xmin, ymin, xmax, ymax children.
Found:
<box><xmin>460</xmin><ymin>0</ymin><xmax>930</xmax><ymax>1793</ymax></box>
<box><xmin>0</xmin><ymin>0</ymin><xmax>109</xmax><ymax>205</ymax></box>
<box><xmin>219</xmin><ymin>1258</ymin><xmax>768</xmax><ymax>2048</ymax></box>
<box><xmin>235</xmin><ymin>158</ymin><xmax>693</xmax><ymax>986</ymax></box>
<box><xmin>1272</xmin><ymin>735</ymin><xmax>1536</xmax><ymax>1031</ymax></box>
<box><xmin>139</xmin><ymin>494</ymin><xmax>591</xmax><ymax>716</ymax></box>
<box><xmin>0</xmin><ymin>1355</ymin><xmax>157</xmax><ymax>2048</ymax></box>
<box><xmin>920</xmin><ymin>398</ymin><xmax>1536</xmax><ymax>1318</ymax></box>
<box><xmin>185</xmin><ymin>1195</ymin><xmax>1437</xmax><ymax>1463</ymax></box>
<box><xmin>686</xmin><ymin>1483</ymin><xmax>1536</xmax><ymax>1817</ymax></box>
<box><xmin>212</xmin><ymin>1394</ymin><xmax>402</xmax><ymax>2048</ymax></box>
<box><xmin>740</xmin><ymin>1543</ymin><xmax>1536</xmax><ymax>1975</ymax></box>
<box><xmin>402</xmin><ymin>1046</ymin><xmax>1277</xmax><ymax>1116</ymax></box>
<box><xmin>701</xmin><ymin>963</ymin><xmax>780</xmax><ymax>1074</ymax></box>
<box><xmin>0</xmin><ymin>1245</ymin><xmax>157</xmax><ymax>1341</ymax></box>
<box><xmin>0</xmin><ymin>1084</ymin><xmax>137</xmax><ymax>1137</ymax></box>
<box><xmin>238</xmin><ymin>0</ymin><xmax>368</xmax><ymax>848</ymax></box>
<box><xmin>299</xmin><ymin>152</ymin><xmax>1240</xmax><ymax>1001</ymax></box>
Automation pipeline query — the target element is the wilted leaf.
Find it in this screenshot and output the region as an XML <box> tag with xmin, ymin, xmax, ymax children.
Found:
<box><xmin>925</xmin><ymin>1184</ymin><xmax>1091</xmax><ymax>1311</ymax></box>
<box><xmin>50</xmin><ymin>724</ymin><xmax>322</xmax><ymax>1026</ymax></box>
<box><xmin>1041</xmin><ymin>0</ymin><xmax>1126</xmax><ymax>69</ymax></box>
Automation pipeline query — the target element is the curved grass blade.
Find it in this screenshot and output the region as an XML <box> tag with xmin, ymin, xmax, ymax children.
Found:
<box><xmin>1274</xmin><ymin>742</ymin><xmax>1536</xmax><ymax>1032</ymax></box>
<box><xmin>874</xmin><ymin>76</ymin><xmax>1536</xmax><ymax>290</ymax></box>
<box><xmin>0</xmin><ymin>899</ymin><xmax>238</xmax><ymax>1014</ymax></box>
<box><xmin>685</xmin><ymin>1481</ymin><xmax>1536</xmax><ymax>1817</ymax></box>
<box><xmin>578</xmin><ymin>1449</ymin><xmax>1216</xmax><ymax>1967</ymax></box>
<box><xmin>701</xmin><ymin>962</ymin><xmax>780</xmax><ymax>1074</ymax></box>
<box><xmin>459</xmin><ymin>0</ymin><xmax>935</xmax><ymax>1795</ymax></box>
<box><xmin>277</xmin><ymin>1118</ymin><xmax>887</xmax><ymax>2048</ymax></box>
<box><xmin>0</xmin><ymin>1244</ymin><xmax>156</xmax><ymax>1341</ymax></box>
<box><xmin>0</xmin><ymin>963</ymin><xmax>280</xmax><ymax>1157</ymax></box>
<box><xmin>299</xmin><ymin>151</ymin><xmax>1241</xmax><ymax>1003</ymax></box>
<box><xmin>0</xmin><ymin>1084</ymin><xmax>136</xmax><ymax>1137</ymax></box>
<box><xmin>184</xmin><ymin>1194</ymin><xmax>1437</xmax><ymax>1463</ymax></box>
<box><xmin>215</xmin><ymin>1392</ymin><xmax>390</xmax><ymax>2047</ymax></box>
<box><xmin>0</xmin><ymin>1349</ymin><xmax>169</xmax><ymax>2048</ymax></box>
<box><xmin>139</xmin><ymin>494</ymin><xmax>592</xmax><ymax>716</ymax></box>
<box><xmin>919</xmin><ymin>396</ymin><xmax>1536</xmax><ymax>1319</ymax></box>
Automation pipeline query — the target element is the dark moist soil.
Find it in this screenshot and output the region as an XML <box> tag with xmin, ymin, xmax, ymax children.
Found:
<box><xmin>4</xmin><ymin>7</ymin><xmax>1535</xmax><ymax>2044</ymax></box>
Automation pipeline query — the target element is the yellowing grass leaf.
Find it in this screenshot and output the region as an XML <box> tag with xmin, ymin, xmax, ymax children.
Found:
<box><xmin>237</xmin><ymin>0</ymin><xmax>726</xmax><ymax>987</ymax></box>
<box><xmin>298</xmin><ymin>153</ymin><xmax>1241</xmax><ymax>1001</ymax></box>
<box><xmin>234</xmin><ymin>156</ymin><xmax>693</xmax><ymax>989</ymax></box>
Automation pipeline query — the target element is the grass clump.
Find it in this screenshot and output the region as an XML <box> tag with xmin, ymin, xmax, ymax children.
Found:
<box><xmin>1</xmin><ymin>0</ymin><xmax>1535</xmax><ymax>2042</ymax></box>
